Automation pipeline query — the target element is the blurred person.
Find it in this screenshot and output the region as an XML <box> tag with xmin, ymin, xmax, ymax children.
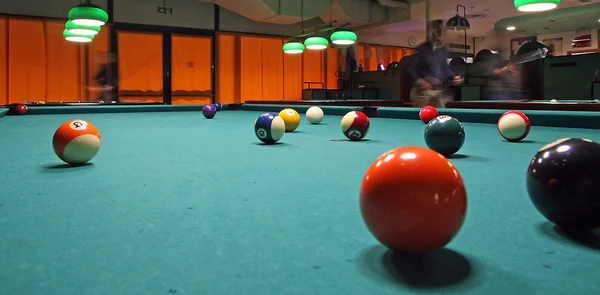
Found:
<box><xmin>482</xmin><ymin>50</ymin><xmax>522</xmax><ymax>100</ymax></box>
<box><xmin>93</xmin><ymin>52</ymin><xmax>116</xmax><ymax>102</ymax></box>
<box><xmin>410</xmin><ymin>19</ymin><xmax>463</xmax><ymax>108</ymax></box>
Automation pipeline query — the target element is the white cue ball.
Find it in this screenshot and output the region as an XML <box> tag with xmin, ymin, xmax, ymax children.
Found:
<box><xmin>550</xmin><ymin>99</ymin><xmax>557</xmax><ymax>103</ymax></box>
<box><xmin>306</xmin><ymin>106</ymin><xmax>324</xmax><ymax>124</ymax></box>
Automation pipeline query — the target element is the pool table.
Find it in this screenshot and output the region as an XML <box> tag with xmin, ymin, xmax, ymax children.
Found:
<box><xmin>1</xmin><ymin>104</ymin><xmax>599</xmax><ymax>295</ymax></box>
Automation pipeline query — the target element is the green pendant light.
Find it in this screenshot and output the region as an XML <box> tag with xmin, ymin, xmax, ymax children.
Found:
<box><xmin>304</xmin><ymin>36</ymin><xmax>329</xmax><ymax>50</ymax></box>
<box><xmin>65</xmin><ymin>20</ymin><xmax>100</xmax><ymax>35</ymax></box>
<box><xmin>63</xmin><ymin>29</ymin><xmax>94</xmax><ymax>42</ymax></box>
<box><xmin>68</xmin><ymin>0</ymin><xmax>109</xmax><ymax>26</ymax></box>
<box><xmin>283</xmin><ymin>40</ymin><xmax>305</xmax><ymax>54</ymax></box>
<box><xmin>330</xmin><ymin>30</ymin><xmax>358</xmax><ymax>45</ymax></box>
<box><xmin>514</xmin><ymin>0</ymin><xmax>560</xmax><ymax>12</ymax></box>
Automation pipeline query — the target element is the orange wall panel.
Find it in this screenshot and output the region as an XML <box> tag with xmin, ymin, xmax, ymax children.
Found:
<box><xmin>326</xmin><ymin>47</ymin><xmax>339</xmax><ymax>89</ymax></box>
<box><xmin>239</xmin><ymin>36</ymin><xmax>262</xmax><ymax>101</ymax></box>
<box><xmin>172</xmin><ymin>35</ymin><xmax>212</xmax><ymax>93</ymax></box>
<box><xmin>0</xmin><ymin>18</ymin><xmax>6</xmax><ymax>105</ymax></box>
<box><xmin>7</xmin><ymin>18</ymin><xmax>47</xmax><ymax>103</ymax></box>
<box><xmin>88</xmin><ymin>26</ymin><xmax>111</xmax><ymax>101</ymax></box>
<box><xmin>283</xmin><ymin>53</ymin><xmax>302</xmax><ymax>100</ymax></box>
<box><xmin>303</xmin><ymin>50</ymin><xmax>324</xmax><ymax>87</ymax></box>
<box><xmin>260</xmin><ymin>37</ymin><xmax>284</xmax><ymax>101</ymax></box>
<box><xmin>117</xmin><ymin>31</ymin><xmax>162</xmax><ymax>92</ymax></box>
<box><xmin>216</xmin><ymin>33</ymin><xmax>237</xmax><ymax>104</ymax></box>
<box><xmin>43</xmin><ymin>20</ymin><xmax>81</xmax><ymax>102</ymax></box>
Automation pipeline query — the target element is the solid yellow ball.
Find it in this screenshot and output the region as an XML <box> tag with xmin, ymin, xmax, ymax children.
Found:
<box><xmin>278</xmin><ymin>108</ymin><xmax>301</xmax><ymax>132</ymax></box>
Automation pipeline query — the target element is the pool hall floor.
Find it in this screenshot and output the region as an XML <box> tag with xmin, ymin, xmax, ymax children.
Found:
<box><xmin>1</xmin><ymin>110</ymin><xmax>599</xmax><ymax>295</ymax></box>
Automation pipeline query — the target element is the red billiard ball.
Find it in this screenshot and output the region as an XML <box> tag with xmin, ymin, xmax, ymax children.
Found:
<box><xmin>15</xmin><ymin>104</ymin><xmax>28</xmax><ymax>115</ymax></box>
<box><xmin>341</xmin><ymin>111</ymin><xmax>370</xmax><ymax>141</ymax></box>
<box><xmin>360</xmin><ymin>146</ymin><xmax>467</xmax><ymax>253</ymax></box>
<box><xmin>53</xmin><ymin>119</ymin><xmax>102</xmax><ymax>165</ymax></box>
<box><xmin>498</xmin><ymin>110</ymin><xmax>530</xmax><ymax>142</ymax></box>
<box><xmin>419</xmin><ymin>105</ymin><xmax>439</xmax><ymax>124</ymax></box>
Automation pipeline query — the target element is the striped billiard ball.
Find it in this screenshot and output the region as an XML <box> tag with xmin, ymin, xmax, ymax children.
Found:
<box><xmin>254</xmin><ymin>112</ymin><xmax>286</xmax><ymax>144</ymax></box>
<box><xmin>341</xmin><ymin>111</ymin><xmax>370</xmax><ymax>141</ymax></box>
<box><xmin>52</xmin><ymin>119</ymin><xmax>101</xmax><ymax>165</ymax></box>
<box><xmin>498</xmin><ymin>110</ymin><xmax>530</xmax><ymax>142</ymax></box>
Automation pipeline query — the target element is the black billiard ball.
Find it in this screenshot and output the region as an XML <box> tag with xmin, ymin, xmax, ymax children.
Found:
<box><xmin>526</xmin><ymin>138</ymin><xmax>600</xmax><ymax>230</ymax></box>
<box><xmin>424</xmin><ymin>115</ymin><xmax>465</xmax><ymax>156</ymax></box>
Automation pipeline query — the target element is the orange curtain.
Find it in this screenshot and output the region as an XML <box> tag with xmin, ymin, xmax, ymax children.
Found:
<box><xmin>3</xmin><ymin>17</ymin><xmax>111</xmax><ymax>104</ymax></box>
<box><xmin>117</xmin><ymin>31</ymin><xmax>162</xmax><ymax>103</ymax></box>
<box><xmin>0</xmin><ymin>17</ymin><xmax>7</xmax><ymax>105</ymax></box>
<box><xmin>217</xmin><ymin>32</ymin><xmax>338</xmax><ymax>103</ymax></box>
<box><xmin>171</xmin><ymin>35</ymin><xmax>212</xmax><ymax>104</ymax></box>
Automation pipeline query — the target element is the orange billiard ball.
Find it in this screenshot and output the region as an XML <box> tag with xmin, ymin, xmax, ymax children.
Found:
<box><xmin>359</xmin><ymin>146</ymin><xmax>467</xmax><ymax>253</ymax></box>
<box><xmin>52</xmin><ymin>119</ymin><xmax>101</xmax><ymax>165</ymax></box>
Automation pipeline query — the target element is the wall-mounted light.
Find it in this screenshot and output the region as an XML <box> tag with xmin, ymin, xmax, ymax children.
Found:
<box><xmin>514</xmin><ymin>0</ymin><xmax>560</xmax><ymax>12</ymax></box>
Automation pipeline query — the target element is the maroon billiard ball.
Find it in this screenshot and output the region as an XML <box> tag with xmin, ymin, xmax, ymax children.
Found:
<box><xmin>15</xmin><ymin>104</ymin><xmax>28</xmax><ymax>115</ymax></box>
<box><xmin>341</xmin><ymin>111</ymin><xmax>370</xmax><ymax>141</ymax></box>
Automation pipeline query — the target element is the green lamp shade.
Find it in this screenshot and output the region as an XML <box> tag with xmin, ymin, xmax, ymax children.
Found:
<box><xmin>514</xmin><ymin>0</ymin><xmax>560</xmax><ymax>12</ymax></box>
<box><xmin>282</xmin><ymin>40</ymin><xmax>305</xmax><ymax>54</ymax></box>
<box><xmin>65</xmin><ymin>20</ymin><xmax>100</xmax><ymax>35</ymax></box>
<box><xmin>68</xmin><ymin>4</ymin><xmax>109</xmax><ymax>26</ymax></box>
<box><xmin>63</xmin><ymin>29</ymin><xmax>94</xmax><ymax>43</ymax></box>
<box><xmin>304</xmin><ymin>36</ymin><xmax>329</xmax><ymax>50</ymax></box>
<box><xmin>330</xmin><ymin>30</ymin><xmax>357</xmax><ymax>45</ymax></box>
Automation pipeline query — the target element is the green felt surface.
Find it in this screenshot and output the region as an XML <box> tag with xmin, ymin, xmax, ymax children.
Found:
<box><xmin>0</xmin><ymin>108</ymin><xmax>8</xmax><ymax>118</ymax></box>
<box><xmin>1</xmin><ymin>109</ymin><xmax>600</xmax><ymax>295</ymax></box>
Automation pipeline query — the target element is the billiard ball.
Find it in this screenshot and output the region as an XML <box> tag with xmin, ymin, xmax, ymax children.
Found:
<box><xmin>341</xmin><ymin>111</ymin><xmax>370</xmax><ymax>141</ymax></box>
<box><xmin>52</xmin><ymin>119</ymin><xmax>101</xmax><ymax>165</ymax></box>
<box><xmin>278</xmin><ymin>108</ymin><xmax>301</xmax><ymax>132</ymax></box>
<box><xmin>360</xmin><ymin>146</ymin><xmax>467</xmax><ymax>253</ymax></box>
<box><xmin>15</xmin><ymin>104</ymin><xmax>28</xmax><ymax>115</ymax></box>
<box><xmin>202</xmin><ymin>104</ymin><xmax>217</xmax><ymax>119</ymax></box>
<box><xmin>214</xmin><ymin>102</ymin><xmax>222</xmax><ymax>111</ymax></box>
<box><xmin>550</xmin><ymin>99</ymin><xmax>557</xmax><ymax>103</ymax></box>
<box><xmin>254</xmin><ymin>112</ymin><xmax>286</xmax><ymax>144</ymax></box>
<box><xmin>306</xmin><ymin>106</ymin><xmax>324</xmax><ymax>124</ymax></box>
<box><xmin>526</xmin><ymin>138</ymin><xmax>600</xmax><ymax>230</ymax></box>
<box><xmin>424</xmin><ymin>115</ymin><xmax>465</xmax><ymax>156</ymax></box>
<box><xmin>498</xmin><ymin>110</ymin><xmax>530</xmax><ymax>142</ymax></box>
<box><xmin>419</xmin><ymin>105</ymin><xmax>439</xmax><ymax>124</ymax></box>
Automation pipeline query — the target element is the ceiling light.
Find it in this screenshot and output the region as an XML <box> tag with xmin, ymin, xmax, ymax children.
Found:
<box><xmin>63</xmin><ymin>29</ymin><xmax>94</xmax><ymax>42</ymax></box>
<box><xmin>514</xmin><ymin>0</ymin><xmax>560</xmax><ymax>12</ymax></box>
<box><xmin>65</xmin><ymin>20</ymin><xmax>100</xmax><ymax>35</ymax></box>
<box><xmin>282</xmin><ymin>40</ymin><xmax>305</xmax><ymax>54</ymax></box>
<box><xmin>69</xmin><ymin>1</ymin><xmax>109</xmax><ymax>26</ymax></box>
<box><xmin>507</xmin><ymin>26</ymin><xmax>516</xmax><ymax>31</ymax></box>
<box><xmin>304</xmin><ymin>36</ymin><xmax>329</xmax><ymax>50</ymax></box>
<box><xmin>330</xmin><ymin>30</ymin><xmax>357</xmax><ymax>45</ymax></box>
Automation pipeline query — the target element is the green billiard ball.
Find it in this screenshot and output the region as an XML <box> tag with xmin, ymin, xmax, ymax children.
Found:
<box><xmin>424</xmin><ymin>115</ymin><xmax>465</xmax><ymax>156</ymax></box>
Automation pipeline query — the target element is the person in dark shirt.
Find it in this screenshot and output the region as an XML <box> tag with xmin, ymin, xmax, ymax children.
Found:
<box><xmin>94</xmin><ymin>52</ymin><xmax>116</xmax><ymax>102</ymax></box>
<box><xmin>482</xmin><ymin>54</ymin><xmax>521</xmax><ymax>100</ymax></box>
<box><xmin>409</xmin><ymin>19</ymin><xmax>463</xmax><ymax>108</ymax></box>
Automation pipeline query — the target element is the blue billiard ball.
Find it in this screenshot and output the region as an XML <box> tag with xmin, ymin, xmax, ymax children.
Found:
<box><xmin>254</xmin><ymin>112</ymin><xmax>286</xmax><ymax>144</ymax></box>
<box><xmin>213</xmin><ymin>102</ymin><xmax>222</xmax><ymax>111</ymax></box>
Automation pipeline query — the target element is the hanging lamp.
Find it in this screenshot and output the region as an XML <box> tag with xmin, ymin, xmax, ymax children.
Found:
<box><xmin>65</xmin><ymin>20</ymin><xmax>100</xmax><ymax>35</ymax></box>
<box><xmin>283</xmin><ymin>40</ymin><xmax>305</xmax><ymax>54</ymax></box>
<box><xmin>330</xmin><ymin>30</ymin><xmax>357</xmax><ymax>45</ymax></box>
<box><xmin>514</xmin><ymin>0</ymin><xmax>560</xmax><ymax>12</ymax></box>
<box><xmin>63</xmin><ymin>29</ymin><xmax>94</xmax><ymax>42</ymax></box>
<box><xmin>68</xmin><ymin>0</ymin><xmax>109</xmax><ymax>26</ymax></box>
<box><xmin>304</xmin><ymin>36</ymin><xmax>329</xmax><ymax>50</ymax></box>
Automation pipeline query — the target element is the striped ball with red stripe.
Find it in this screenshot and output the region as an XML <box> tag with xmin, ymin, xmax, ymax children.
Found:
<box><xmin>341</xmin><ymin>111</ymin><xmax>370</xmax><ymax>141</ymax></box>
<box><xmin>498</xmin><ymin>110</ymin><xmax>531</xmax><ymax>142</ymax></box>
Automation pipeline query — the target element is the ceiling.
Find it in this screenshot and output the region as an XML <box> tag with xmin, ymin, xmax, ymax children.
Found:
<box><xmin>361</xmin><ymin>0</ymin><xmax>600</xmax><ymax>38</ymax></box>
